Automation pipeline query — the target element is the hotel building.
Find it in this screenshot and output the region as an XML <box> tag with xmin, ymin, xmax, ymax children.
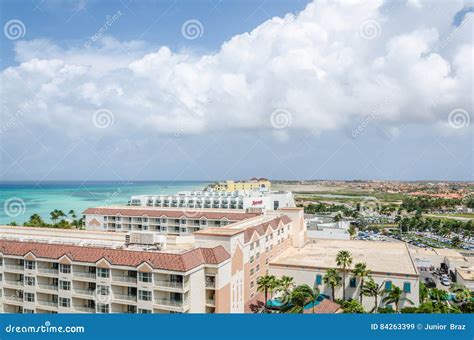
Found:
<box><xmin>211</xmin><ymin>178</ymin><xmax>271</xmax><ymax>192</ymax></box>
<box><xmin>129</xmin><ymin>190</ymin><xmax>295</xmax><ymax>211</ymax></box>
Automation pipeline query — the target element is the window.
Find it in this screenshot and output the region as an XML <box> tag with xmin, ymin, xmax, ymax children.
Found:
<box><xmin>138</xmin><ymin>309</ymin><xmax>152</xmax><ymax>314</ymax></box>
<box><xmin>250</xmin><ymin>268</ymin><xmax>254</xmax><ymax>276</ymax></box>
<box><xmin>59</xmin><ymin>280</ymin><xmax>71</xmax><ymax>291</ymax></box>
<box><xmin>0</xmin><ymin>273</ymin><xmax>2</xmax><ymax>282</ymax></box>
<box><xmin>23</xmin><ymin>309</ymin><xmax>34</xmax><ymax>314</ymax></box>
<box><xmin>315</xmin><ymin>275</ymin><xmax>322</xmax><ymax>285</ymax></box>
<box><xmin>138</xmin><ymin>290</ymin><xmax>152</xmax><ymax>301</ymax></box>
<box><xmin>350</xmin><ymin>278</ymin><xmax>357</xmax><ymax>288</ymax></box>
<box><xmin>96</xmin><ymin>303</ymin><xmax>109</xmax><ymax>313</ymax></box>
<box><xmin>256</xmin><ymin>252</ymin><xmax>260</xmax><ymax>259</ymax></box>
<box><xmin>24</xmin><ymin>261</ymin><xmax>35</xmax><ymax>270</ymax></box>
<box><xmin>138</xmin><ymin>272</ymin><xmax>152</xmax><ymax>283</ymax></box>
<box><xmin>59</xmin><ymin>297</ymin><xmax>70</xmax><ymax>308</ymax></box>
<box><xmin>25</xmin><ymin>276</ymin><xmax>35</xmax><ymax>286</ymax></box>
<box><xmin>59</xmin><ymin>264</ymin><xmax>71</xmax><ymax>274</ymax></box>
<box><xmin>97</xmin><ymin>285</ymin><xmax>109</xmax><ymax>295</ymax></box>
<box><xmin>24</xmin><ymin>292</ymin><xmax>35</xmax><ymax>302</ymax></box>
<box><xmin>97</xmin><ymin>268</ymin><xmax>110</xmax><ymax>278</ymax></box>
<box><xmin>385</xmin><ymin>281</ymin><xmax>392</xmax><ymax>291</ymax></box>
<box><xmin>250</xmin><ymin>256</ymin><xmax>254</xmax><ymax>263</ymax></box>
<box><xmin>256</xmin><ymin>264</ymin><xmax>260</xmax><ymax>272</ymax></box>
<box><xmin>250</xmin><ymin>281</ymin><xmax>254</xmax><ymax>288</ymax></box>
<box><xmin>403</xmin><ymin>282</ymin><xmax>411</xmax><ymax>293</ymax></box>
<box><xmin>250</xmin><ymin>243</ymin><xmax>254</xmax><ymax>250</ymax></box>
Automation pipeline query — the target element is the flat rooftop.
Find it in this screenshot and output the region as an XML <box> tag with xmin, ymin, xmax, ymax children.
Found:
<box><xmin>271</xmin><ymin>239</ymin><xmax>418</xmax><ymax>276</ymax></box>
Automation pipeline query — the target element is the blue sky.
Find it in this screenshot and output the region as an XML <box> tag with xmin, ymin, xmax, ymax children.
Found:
<box><xmin>0</xmin><ymin>0</ymin><xmax>472</xmax><ymax>182</ymax></box>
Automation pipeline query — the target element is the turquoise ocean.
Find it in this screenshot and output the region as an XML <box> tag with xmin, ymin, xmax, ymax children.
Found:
<box><xmin>0</xmin><ymin>181</ymin><xmax>209</xmax><ymax>225</ymax></box>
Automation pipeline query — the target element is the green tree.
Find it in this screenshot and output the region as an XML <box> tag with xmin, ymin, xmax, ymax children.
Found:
<box><xmin>341</xmin><ymin>300</ymin><xmax>365</xmax><ymax>313</ymax></box>
<box><xmin>361</xmin><ymin>278</ymin><xmax>385</xmax><ymax>313</ymax></box>
<box><xmin>419</xmin><ymin>282</ymin><xmax>429</xmax><ymax>304</ymax></box>
<box><xmin>351</xmin><ymin>262</ymin><xmax>371</xmax><ymax>304</ymax></box>
<box><xmin>283</xmin><ymin>284</ymin><xmax>316</xmax><ymax>314</ymax></box>
<box><xmin>451</xmin><ymin>236</ymin><xmax>462</xmax><ymax>248</ymax></box>
<box><xmin>257</xmin><ymin>275</ymin><xmax>277</xmax><ymax>308</ymax></box>
<box><xmin>276</xmin><ymin>275</ymin><xmax>294</xmax><ymax>301</ymax></box>
<box><xmin>382</xmin><ymin>285</ymin><xmax>414</xmax><ymax>313</ymax></box>
<box><xmin>336</xmin><ymin>250</ymin><xmax>353</xmax><ymax>300</ymax></box>
<box><xmin>323</xmin><ymin>268</ymin><xmax>342</xmax><ymax>301</ymax></box>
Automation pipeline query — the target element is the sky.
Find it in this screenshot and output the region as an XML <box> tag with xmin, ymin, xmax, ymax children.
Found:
<box><xmin>0</xmin><ymin>0</ymin><xmax>473</xmax><ymax>182</ymax></box>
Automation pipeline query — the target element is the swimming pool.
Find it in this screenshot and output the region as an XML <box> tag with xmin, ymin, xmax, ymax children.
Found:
<box><xmin>266</xmin><ymin>294</ymin><xmax>330</xmax><ymax>309</ymax></box>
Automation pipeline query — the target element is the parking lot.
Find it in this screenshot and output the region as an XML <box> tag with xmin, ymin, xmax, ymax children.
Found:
<box><xmin>419</xmin><ymin>271</ymin><xmax>451</xmax><ymax>291</ymax></box>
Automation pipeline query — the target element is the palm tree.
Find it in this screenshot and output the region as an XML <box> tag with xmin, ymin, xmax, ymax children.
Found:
<box><xmin>68</xmin><ymin>209</ymin><xmax>77</xmax><ymax>219</ymax></box>
<box><xmin>419</xmin><ymin>282</ymin><xmax>429</xmax><ymax>304</ymax></box>
<box><xmin>283</xmin><ymin>284</ymin><xmax>315</xmax><ymax>314</ymax></box>
<box><xmin>257</xmin><ymin>275</ymin><xmax>277</xmax><ymax>308</ymax></box>
<box><xmin>351</xmin><ymin>262</ymin><xmax>371</xmax><ymax>304</ymax></box>
<box><xmin>382</xmin><ymin>285</ymin><xmax>413</xmax><ymax>313</ymax></box>
<box><xmin>276</xmin><ymin>276</ymin><xmax>294</xmax><ymax>302</ymax></box>
<box><xmin>361</xmin><ymin>278</ymin><xmax>384</xmax><ymax>313</ymax></box>
<box><xmin>429</xmin><ymin>288</ymin><xmax>449</xmax><ymax>303</ymax></box>
<box><xmin>336</xmin><ymin>250</ymin><xmax>353</xmax><ymax>300</ymax></box>
<box><xmin>323</xmin><ymin>268</ymin><xmax>342</xmax><ymax>301</ymax></box>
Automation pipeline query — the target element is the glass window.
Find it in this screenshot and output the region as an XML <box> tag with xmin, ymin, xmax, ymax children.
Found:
<box><xmin>24</xmin><ymin>261</ymin><xmax>36</xmax><ymax>270</ymax></box>
<box><xmin>59</xmin><ymin>264</ymin><xmax>71</xmax><ymax>274</ymax></box>
<box><xmin>138</xmin><ymin>309</ymin><xmax>152</xmax><ymax>314</ymax></box>
<box><xmin>315</xmin><ymin>275</ymin><xmax>322</xmax><ymax>285</ymax></box>
<box><xmin>350</xmin><ymin>278</ymin><xmax>357</xmax><ymax>288</ymax></box>
<box><xmin>97</xmin><ymin>285</ymin><xmax>109</xmax><ymax>295</ymax></box>
<box><xmin>25</xmin><ymin>276</ymin><xmax>35</xmax><ymax>286</ymax></box>
<box><xmin>59</xmin><ymin>297</ymin><xmax>70</xmax><ymax>308</ymax></box>
<box><xmin>138</xmin><ymin>290</ymin><xmax>152</xmax><ymax>301</ymax></box>
<box><xmin>96</xmin><ymin>303</ymin><xmax>109</xmax><ymax>313</ymax></box>
<box><xmin>23</xmin><ymin>309</ymin><xmax>34</xmax><ymax>314</ymax></box>
<box><xmin>138</xmin><ymin>272</ymin><xmax>152</xmax><ymax>283</ymax></box>
<box><xmin>59</xmin><ymin>280</ymin><xmax>70</xmax><ymax>291</ymax></box>
<box><xmin>24</xmin><ymin>292</ymin><xmax>35</xmax><ymax>302</ymax></box>
<box><xmin>97</xmin><ymin>268</ymin><xmax>110</xmax><ymax>278</ymax></box>
<box><xmin>385</xmin><ymin>281</ymin><xmax>392</xmax><ymax>291</ymax></box>
<box><xmin>403</xmin><ymin>282</ymin><xmax>411</xmax><ymax>293</ymax></box>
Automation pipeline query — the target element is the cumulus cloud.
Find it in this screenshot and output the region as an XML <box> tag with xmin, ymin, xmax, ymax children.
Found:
<box><xmin>1</xmin><ymin>0</ymin><xmax>472</xmax><ymax>143</ymax></box>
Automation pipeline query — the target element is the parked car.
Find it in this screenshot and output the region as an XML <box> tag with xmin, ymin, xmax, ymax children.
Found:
<box><xmin>441</xmin><ymin>277</ymin><xmax>450</xmax><ymax>286</ymax></box>
<box><xmin>424</xmin><ymin>277</ymin><xmax>436</xmax><ymax>288</ymax></box>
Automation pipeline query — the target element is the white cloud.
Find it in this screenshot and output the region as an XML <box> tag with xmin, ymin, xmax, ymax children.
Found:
<box><xmin>1</xmin><ymin>0</ymin><xmax>472</xmax><ymax>144</ymax></box>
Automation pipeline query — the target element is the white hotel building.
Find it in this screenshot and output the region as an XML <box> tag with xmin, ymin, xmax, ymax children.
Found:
<box><xmin>129</xmin><ymin>190</ymin><xmax>295</xmax><ymax>211</ymax></box>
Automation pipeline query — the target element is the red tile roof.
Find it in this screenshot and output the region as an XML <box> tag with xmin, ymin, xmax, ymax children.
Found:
<box><xmin>243</xmin><ymin>215</ymin><xmax>292</xmax><ymax>243</ymax></box>
<box><xmin>0</xmin><ymin>240</ymin><xmax>230</xmax><ymax>272</ymax></box>
<box><xmin>303</xmin><ymin>299</ymin><xmax>342</xmax><ymax>314</ymax></box>
<box><xmin>82</xmin><ymin>207</ymin><xmax>259</xmax><ymax>221</ymax></box>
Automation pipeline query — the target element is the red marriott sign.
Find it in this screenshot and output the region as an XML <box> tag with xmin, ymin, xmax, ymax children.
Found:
<box><xmin>252</xmin><ymin>200</ymin><xmax>263</xmax><ymax>206</ymax></box>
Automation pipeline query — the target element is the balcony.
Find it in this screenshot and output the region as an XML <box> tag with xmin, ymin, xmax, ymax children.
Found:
<box><xmin>37</xmin><ymin>267</ymin><xmax>59</xmax><ymax>275</ymax></box>
<box><xmin>74</xmin><ymin>271</ymin><xmax>96</xmax><ymax>279</ymax></box>
<box><xmin>4</xmin><ymin>280</ymin><xmax>24</xmax><ymax>287</ymax></box>
<box><xmin>154</xmin><ymin>298</ymin><xmax>189</xmax><ymax>310</ymax></box>
<box><xmin>73</xmin><ymin>288</ymin><xmax>95</xmax><ymax>297</ymax></box>
<box><xmin>4</xmin><ymin>295</ymin><xmax>23</xmax><ymax>303</ymax></box>
<box><xmin>74</xmin><ymin>306</ymin><xmax>95</xmax><ymax>313</ymax></box>
<box><xmin>37</xmin><ymin>284</ymin><xmax>58</xmax><ymax>292</ymax></box>
<box><xmin>114</xmin><ymin>293</ymin><xmax>137</xmax><ymax>302</ymax></box>
<box><xmin>206</xmin><ymin>298</ymin><xmax>215</xmax><ymax>306</ymax></box>
<box><xmin>205</xmin><ymin>280</ymin><xmax>215</xmax><ymax>289</ymax></box>
<box><xmin>37</xmin><ymin>300</ymin><xmax>58</xmax><ymax>308</ymax></box>
<box><xmin>155</xmin><ymin>280</ymin><xmax>189</xmax><ymax>291</ymax></box>
<box><xmin>4</xmin><ymin>264</ymin><xmax>24</xmax><ymax>272</ymax></box>
<box><xmin>112</xmin><ymin>276</ymin><xmax>137</xmax><ymax>284</ymax></box>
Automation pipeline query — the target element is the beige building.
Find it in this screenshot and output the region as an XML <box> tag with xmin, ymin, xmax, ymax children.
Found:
<box><xmin>269</xmin><ymin>239</ymin><xmax>420</xmax><ymax>311</ymax></box>
<box><xmin>212</xmin><ymin>179</ymin><xmax>271</xmax><ymax>192</ymax></box>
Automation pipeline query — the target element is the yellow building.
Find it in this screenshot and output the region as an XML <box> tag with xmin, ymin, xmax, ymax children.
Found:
<box><xmin>212</xmin><ymin>178</ymin><xmax>271</xmax><ymax>192</ymax></box>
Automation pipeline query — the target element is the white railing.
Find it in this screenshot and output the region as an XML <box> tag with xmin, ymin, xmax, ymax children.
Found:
<box><xmin>37</xmin><ymin>300</ymin><xmax>58</xmax><ymax>308</ymax></box>
<box><xmin>205</xmin><ymin>281</ymin><xmax>216</xmax><ymax>289</ymax></box>
<box><xmin>74</xmin><ymin>271</ymin><xmax>96</xmax><ymax>279</ymax></box>
<box><xmin>74</xmin><ymin>306</ymin><xmax>95</xmax><ymax>313</ymax></box>
<box><xmin>4</xmin><ymin>280</ymin><xmax>23</xmax><ymax>287</ymax></box>
<box><xmin>155</xmin><ymin>280</ymin><xmax>188</xmax><ymax>289</ymax></box>
<box><xmin>154</xmin><ymin>298</ymin><xmax>188</xmax><ymax>308</ymax></box>
<box><xmin>114</xmin><ymin>294</ymin><xmax>137</xmax><ymax>302</ymax></box>
<box><xmin>73</xmin><ymin>289</ymin><xmax>94</xmax><ymax>296</ymax></box>
<box><xmin>4</xmin><ymin>264</ymin><xmax>23</xmax><ymax>271</ymax></box>
<box><xmin>206</xmin><ymin>298</ymin><xmax>215</xmax><ymax>306</ymax></box>
<box><xmin>37</xmin><ymin>268</ymin><xmax>59</xmax><ymax>275</ymax></box>
<box><xmin>112</xmin><ymin>276</ymin><xmax>137</xmax><ymax>283</ymax></box>
<box><xmin>5</xmin><ymin>296</ymin><xmax>22</xmax><ymax>302</ymax></box>
<box><xmin>38</xmin><ymin>284</ymin><xmax>58</xmax><ymax>291</ymax></box>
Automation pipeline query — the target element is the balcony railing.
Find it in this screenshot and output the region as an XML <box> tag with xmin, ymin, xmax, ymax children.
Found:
<box><xmin>5</xmin><ymin>296</ymin><xmax>22</xmax><ymax>303</ymax></box>
<box><xmin>206</xmin><ymin>298</ymin><xmax>215</xmax><ymax>306</ymax></box>
<box><xmin>112</xmin><ymin>276</ymin><xmax>137</xmax><ymax>284</ymax></box>
<box><xmin>4</xmin><ymin>264</ymin><xmax>24</xmax><ymax>271</ymax></box>
<box><xmin>4</xmin><ymin>280</ymin><xmax>24</xmax><ymax>287</ymax></box>
<box><xmin>205</xmin><ymin>281</ymin><xmax>216</xmax><ymax>289</ymax></box>
<box><xmin>37</xmin><ymin>267</ymin><xmax>59</xmax><ymax>275</ymax></box>
<box><xmin>74</xmin><ymin>271</ymin><xmax>96</xmax><ymax>279</ymax></box>
<box><xmin>155</xmin><ymin>280</ymin><xmax>189</xmax><ymax>290</ymax></box>
<box><xmin>38</xmin><ymin>284</ymin><xmax>58</xmax><ymax>291</ymax></box>
<box><xmin>114</xmin><ymin>293</ymin><xmax>137</xmax><ymax>302</ymax></box>
<box><xmin>73</xmin><ymin>288</ymin><xmax>95</xmax><ymax>296</ymax></box>
<box><xmin>37</xmin><ymin>300</ymin><xmax>58</xmax><ymax>308</ymax></box>
<box><xmin>154</xmin><ymin>298</ymin><xmax>188</xmax><ymax>308</ymax></box>
<box><xmin>74</xmin><ymin>306</ymin><xmax>95</xmax><ymax>313</ymax></box>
